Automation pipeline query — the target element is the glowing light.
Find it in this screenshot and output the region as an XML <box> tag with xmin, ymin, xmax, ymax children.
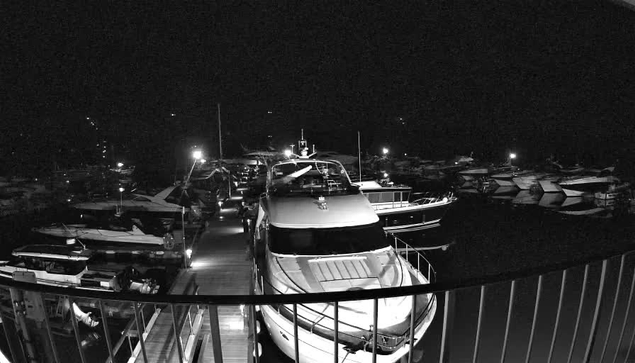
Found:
<box><xmin>186</xmin><ymin>249</ymin><xmax>192</xmax><ymax>259</ymax></box>
<box><xmin>284</xmin><ymin>149</ymin><xmax>292</xmax><ymax>157</ymax></box>
<box><xmin>382</xmin><ymin>147</ymin><xmax>389</xmax><ymax>155</ymax></box>
<box><xmin>218</xmin><ymin>201</ymin><xmax>223</xmax><ymax>207</ymax></box>
<box><xmin>171</xmin><ymin>113</ymin><xmax>176</xmax><ymax>117</ymax></box>
<box><xmin>119</xmin><ymin>187</ymin><xmax>125</xmax><ymax>193</ymax></box>
<box><xmin>117</xmin><ymin>162</ymin><xmax>124</xmax><ymax>168</ymax></box>
<box><xmin>509</xmin><ymin>153</ymin><xmax>517</xmax><ymax>159</ymax></box>
<box><xmin>383</xmin><ymin>172</ymin><xmax>389</xmax><ymax>178</ymax></box>
<box><xmin>200</xmin><ymin>159</ymin><xmax>206</xmax><ymax>164</ymax></box>
<box><xmin>192</xmin><ymin>150</ymin><xmax>203</xmax><ymax>160</ymax></box>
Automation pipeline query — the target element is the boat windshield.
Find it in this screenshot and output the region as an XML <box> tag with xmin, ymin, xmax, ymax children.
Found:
<box><xmin>269</xmin><ymin>222</ymin><xmax>390</xmax><ymax>255</ymax></box>
<box><xmin>270</xmin><ymin>160</ymin><xmax>353</xmax><ymax>196</ymax></box>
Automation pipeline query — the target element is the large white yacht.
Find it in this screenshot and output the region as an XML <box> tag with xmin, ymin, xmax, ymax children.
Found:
<box><xmin>253</xmin><ymin>135</ymin><xmax>437</xmax><ymax>362</ymax></box>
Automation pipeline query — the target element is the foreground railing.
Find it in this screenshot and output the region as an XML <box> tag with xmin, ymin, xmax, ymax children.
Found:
<box><xmin>1</xmin><ymin>245</ymin><xmax>635</xmax><ymax>362</ymax></box>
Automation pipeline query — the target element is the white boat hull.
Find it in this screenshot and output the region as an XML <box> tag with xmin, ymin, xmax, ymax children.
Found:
<box><xmin>561</xmin><ymin>188</ymin><xmax>586</xmax><ymax>197</ymax></box>
<box><xmin>538</xmin><ymin>180</ymin><xmax>562</xmax><ymax>193</ymax></box>
<box><xmin>260</xmin><ymin>296</ymin><xmax>435</xmax><ymax>363</ymax></box>
<box><xmin>493</xmin><ymin>179</ymin><xmax>515</xmax><ymax>187</ymax></box>
<box><xmin>34</xmin><ymin>225</ymin><xmax>168</xmax><ymax>246</ymax></box>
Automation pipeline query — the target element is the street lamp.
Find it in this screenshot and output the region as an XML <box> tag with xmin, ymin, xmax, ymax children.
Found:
<box><xmin>187</xmin><ymin>150</ymin><xmax>203</xmax><ymax>183</ymax></box>
<box><xmin>118</xmin><ymin>187</ymin><xmax>125</xmax><ymax>215</ymax></box>
<box><xmin>509</xmin><ymin>152</ymin><xmax>517</xmax><ymax>166</ymax></box>
<box><xmin>382</xmin><ymin>147</ymin><xmax>389</xmax><ymax>156</ymax></box>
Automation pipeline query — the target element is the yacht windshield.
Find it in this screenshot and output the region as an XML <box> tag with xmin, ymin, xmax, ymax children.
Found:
<box><xmin>270</xmin><ymin>160</ymin><xmax>353</xmax><ymax>196</ymax></box>
<box><xmin>269</xmin><ymin>223</ymin><xmax>390</xmax><ymax>255</ymax></box>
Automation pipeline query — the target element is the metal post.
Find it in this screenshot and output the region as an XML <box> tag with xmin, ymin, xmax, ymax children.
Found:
<box><xmin>99</xmin><ymin>300</ymin><xmax>115</xmax><ymax>363</ymax></box>
<box><xmin>583</xmin><ymin>259</ymin><xmax>609</xmax><ymax>363</ymax></box>
<box><xmin>408</xmin><ymin>294</ymin><xmax>417</xmax><ymax>363</ymax></box>
<box><xmin>525</xmin><ymin>275</ymin><xmax>544</xmax><ymax>363</ymax></box>
<box><xmin>473</xmin><ymin>285</ymin><xmax>486</xmax><ymax>363</ymax></box>
<box><xmin>567</xmin><ymin>264</ymin><xmax>590</xmax><ymax>363</ymax></box>
<box><xmin>208</xmin><ymin>305</ymin><xmax>224</xmax><ymax>363</ymax></box>
<box><xmin>251</xmin><ymin>304</ymin><xmax>260</xmax><ymax>363</ymax></box>
<box><xmin>170</xmin><ymin>304</ymin><xmax>185</xmax><ymax>363</ymax></box>
<box><xmin>599</xmin><ymin>255</ymin><xmax>625</xmax><ymax>363</ymax></box>
<box><xmin>547</xmin><ymin>269</ymin><xmax>568</xmax><ymax>363</ymax></box>
<box><xmin>182</xmin><ymin>206</ymin><xmax>188</xmax><ymax>268</ymax></box>
<box><xmin>68</xmin><ymin>297</ymin><xmax>87</xmax><ymax>363</ymax></box>
<box><xmin>372</xmin><ymin>298</ymin><xmax>378</xmax><ymax>363</ymax></box>
<box><xmin>293</xmin><ymin>304</ymin><xmax>299</xmax><ymax>362</ymax></box>
<box><xmin>439</xmin><ymin>290</ymin><xmax>455</xmax><ymax>363</ymax></box>
<box><xmin>41</xmin><ymin>301</ymin><xmax>60</xmax><ymax>363</ymax></box>
<box><xmin>333</xmin><ymin>302</ymin><xmax>339</xmax><ymax>363</ymax></box>
<box><xmin>134</xmin><ymin>303</ymin><xmax>149</xmax><ymax>363</ymax></box>
<box><xmin>612</xmin><ymin>268</ymin><xmax>635</xmax><ymax>363</ymax></box>
<box><xmin>358</xmin><ymin>131</ymin><xmax>362</xmax><ymax>182</ymax></box>
<box><xmin>500</xmin><ymin>279</ymin><xmax>516</xmax><ymax>363</ymax></box>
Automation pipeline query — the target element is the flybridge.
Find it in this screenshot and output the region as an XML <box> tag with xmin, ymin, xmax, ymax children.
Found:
<box><xmin>285</xmin><ymin>129</ymin><xmax>317</xmax><ymax>159</ymax></box>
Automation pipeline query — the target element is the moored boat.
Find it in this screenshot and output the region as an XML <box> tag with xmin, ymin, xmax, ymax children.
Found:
<box><xmin>355</xmin><ymin>181</ymin><xmax>455</xmax><ymax>233</ymax></box>
<box><xmin>253</xmin><ymin>134</ymin><xmax>437</xmax><ymax>362</ymax></box>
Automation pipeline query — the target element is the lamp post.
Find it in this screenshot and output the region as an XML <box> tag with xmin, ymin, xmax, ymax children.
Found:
<box><xmin>187</xmin><ymin>150</ymin><xmax>203</xmax><ymax>183</ymax></box>
<box><xmin>509</xmin><ymin>152</ymin><xmax>517</xmax><ymax>166</ymax></box>
<box><xmin>118</xmin><ymin>187</ymin><xmax>124</xmax><ymax>215</ymax></box>
<box><xmin>382</xmin><ymin>147</ymin><xmax>389</xmax><ymax>156</ymax></box>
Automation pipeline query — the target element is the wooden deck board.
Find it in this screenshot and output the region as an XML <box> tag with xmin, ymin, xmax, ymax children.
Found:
<box><xmin>134</xmin><ymin>214</ymin><xmax>252</xmax><ymax>363</ymax></box>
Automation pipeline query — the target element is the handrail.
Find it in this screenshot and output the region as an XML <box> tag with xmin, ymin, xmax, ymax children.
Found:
<box><xmin>1</xmin><ymin>244</ymin><xmax>634</xmax><ymax>305</ymax></box>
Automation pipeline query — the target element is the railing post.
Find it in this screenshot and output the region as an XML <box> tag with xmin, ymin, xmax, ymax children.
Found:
<box><xmin>134</xmin><ymin>302</ymin><xmax>149</xmax><ymax>363</ymax></box>
<box><xmin>599</xmin><ymin>255</ymin><xmax>625</xmax><ymax>363</ymax></box>
<box><xmin>473</xmin><ymin>285</ymin><xmax>486</xmax><ymax>363</ymax></box>
<box><xmin>567</xmin><ymin>264</ymin><xmax>590</xmax><ymax>363</ymax></box>
<box><xmin>68</xmin><ymin>297</ymin><xmax>87</xmax><ymax>363</ymax></box>
<box><xmin>372</xmin><ymin>298</ymin><xmax>379</xmax><ymax>363</ymax></box>
<box><xmin>333</xmin><ymin>301</ymin><xmax>338</xmax><ymax>363</ymax></box>
<box><xmin>0</xmin><ymin>310</ymin><xmax>19</xmax><ymax>363</ymax></box>
<box><xmin>612</xmin><ymin>267</ymin><xmax>635</xmax><ymax>363</ymax></box>
<box><xmin>99</xmin><ymin>299</ymin><xmax>115</xmax><ymax>363</ymax></box>
<box><xmin>293</xmin><ymin>304</ymin><xmax>299</xmax><ymax>362</ymax></box>
<box><xmin>525</xmin><ymin>275</ymin><xmax>544</xmax><ymax>363</ymax></box>
<box><xmin>439</xmin><ymin>290</ymin><xmax>455</xmax><ymax>363</ymax></box>
<box><xmin>170</xmin><ymin>304</ymin><xmax>185</xmax><ymax>363</ymax></box>
<box><xmin>408</xmin><ymin>293</ymin><xmax>417</xmax><ymax>363</ymax></box>
<box><xmin>208</xmin><ymin>305</ymin><xmax>224</xmax><ymax>363</ymax></box>
<box><xmin>583</xmin><ymin>259</ymin><xmax>609</xmax><ymax>363</ymax></box>
<box><xmin>251</xmin><ymin>304</ymin><xmax>260</xmax><ymax>363</ymax></box>
<box><xmin>500</xmin><ymin>279</ymin><xmax>516</xmax><ymax>363</ymax></box>
<box><xmin>547</xmin><ymin>269</ymin><xmax>568</xmax><ymax>363</ymax></box>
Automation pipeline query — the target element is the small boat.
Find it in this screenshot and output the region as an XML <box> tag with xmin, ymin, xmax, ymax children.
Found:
<box><xmin>254</xmin><ymin>132</ymin><xmax>436</xmax><ymax>362</ymax></box>
<box><xmin>355</xmin><ymin>181</ymin><xmax>456</xmax><ymax>233</ymax></box>
<box><xmin>512</xmin><ymin>172</ymin><xmax>547</xmax><ymax>190</ymax></box>
<box><xmin>537</xmin><ymin>175</ymin><xmax>562</xmax><ymax>193</ymax></box>
<box><xmin>0</xmin><ymin>244</ymin><xmax>159</xmax><ymax>294</ymax></box>
<box><xmin>32</xmin><ymin>213</ymin><xmax>175</xmax><ymax>247</ymax></box>
<box><xmin>559</xmin><ymin>176</ymin><xmax>620</xmax><ymax>197</ymax></box>
<box><xmin>73</xmin><ymin>185</ymin><xmax>196</xmax><ymax>215</ymax></box>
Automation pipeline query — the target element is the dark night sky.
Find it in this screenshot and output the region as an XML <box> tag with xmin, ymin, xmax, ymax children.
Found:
<box><xmin>3</xmin><ymin>1</ymin><xmax>635</xmax><ymax>173</ymax></box>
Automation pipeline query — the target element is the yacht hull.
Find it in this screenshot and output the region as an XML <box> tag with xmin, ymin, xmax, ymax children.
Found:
<box><xmin>260</xmin><ymin>296</ymin><xmax>436</xmax><ymax>363</ymax></box>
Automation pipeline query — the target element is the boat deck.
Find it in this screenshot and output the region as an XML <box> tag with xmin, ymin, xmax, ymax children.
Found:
<box><xmin>131</xmin><ymin>209</ymin><xmax>253</xmax><ymax>363</ymax></box>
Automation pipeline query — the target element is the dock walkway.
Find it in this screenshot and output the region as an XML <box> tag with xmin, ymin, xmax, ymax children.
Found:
<box><xmin>132</xmin><ymin>211</ymin><xmax>252</xmax><ymax>363</ymax></box>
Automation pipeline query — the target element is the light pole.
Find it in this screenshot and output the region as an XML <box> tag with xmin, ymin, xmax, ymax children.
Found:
<box><xmin>187</xmin><ymin>150</ymin><xmax>203</xmax><ymax>183</ymax></box>
<box><xmin>509</xmin><ymin>152</ymin><xmax>517</xmax><ymax>166</ymax></box>
<box><xmin>118</xmin><ymin>187</ymin><xmax>124</xmax><ymax>215</ymax></box>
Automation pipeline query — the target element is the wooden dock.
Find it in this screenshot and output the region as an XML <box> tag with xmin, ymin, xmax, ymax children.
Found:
<box><xmin>130</xmin><ymin>209</ymin><xmax>252</xmax><ymax>363</ymax></box>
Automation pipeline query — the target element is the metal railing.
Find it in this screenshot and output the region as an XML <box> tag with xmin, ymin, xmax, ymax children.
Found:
<box><xmin>1</xmin><ymin>245</ymin><xmax>635</xmax><ymax>362</ymax></box>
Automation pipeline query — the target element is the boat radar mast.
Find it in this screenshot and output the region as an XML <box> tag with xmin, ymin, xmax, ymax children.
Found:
<box><xmin>287</xmin><ymin>129</ymin><xmax>317</xmax><ymax>159</ymax></box>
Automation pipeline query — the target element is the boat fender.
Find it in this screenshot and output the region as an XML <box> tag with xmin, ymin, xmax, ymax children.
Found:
<box><xmin>164</xmin><ymin>233</ymin><xmax>175</xmax><ymax>250</ymax></box>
